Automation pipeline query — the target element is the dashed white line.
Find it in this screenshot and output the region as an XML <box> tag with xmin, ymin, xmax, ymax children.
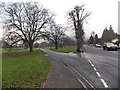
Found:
<box><xmin>91</xmin><ymin>64</ymin><xmax>94</xmax><ymax>67</ymax></box>
<box><xmin>93</xmin><ymin>67</ymin><xmax>97</xmax><ymax>71</ymax></box>
<box><xmin>88</xmin><ymin>60</ymin><xmax>92</xmax><ymax>64</ymax></box>
<box><xmin>96</xmin><ymin>72</ymin><xmax>101</xmax><ymax>77</ymax></box>
<box><xmin>83</xmin><ymin>53</ymin><xmax>109</xmax><ymax>88</ymax></box>
<box><xmin>100</xmin><ymin>79</ymin><xmax>108</xmax><ymax>88</ymax></box>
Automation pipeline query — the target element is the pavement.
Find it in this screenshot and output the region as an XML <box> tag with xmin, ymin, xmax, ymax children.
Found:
<box><xmin>41</xmin><ymin>45</ymin><xmax>118</xmax><ymax>89</ymax></box>
<box><xmin>44</xmin><ymin>53</ymin><xmax>83</xmax><ymax>88</ymax></box>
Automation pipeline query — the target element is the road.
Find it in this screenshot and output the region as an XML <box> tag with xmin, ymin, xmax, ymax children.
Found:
<box><xmin>42</xmin><ymin>45</ymin><xmax>118</xmax><ymax>88</ymax></box>
<box><xmin>83</xmin><ymin>45</ymin><xmax>118</xmax><ymax>88</ymax></box>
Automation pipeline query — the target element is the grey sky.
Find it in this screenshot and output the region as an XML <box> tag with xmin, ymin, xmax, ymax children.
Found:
<box><xmin>38</xmin><ymin>0</ymin><xmax>119</xmax><ymax>38</ymax></box>
<box><xmin>0</xmin><ymin>0</ymin><xmax>119</xmax><ymax>39</ymax></box>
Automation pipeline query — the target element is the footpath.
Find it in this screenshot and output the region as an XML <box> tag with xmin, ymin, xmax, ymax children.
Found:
<box><xmin>43</xmin><ymin>56</ymin><xmax>83</xmax><ymax>88</ymax></box>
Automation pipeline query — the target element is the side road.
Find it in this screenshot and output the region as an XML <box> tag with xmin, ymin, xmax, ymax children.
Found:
<box><xmin>44</xmin><ymin>56</ymin><xmax>83</xmax><ymax>88</ymax></box>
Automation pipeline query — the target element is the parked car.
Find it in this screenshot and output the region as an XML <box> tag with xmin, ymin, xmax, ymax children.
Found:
<box><xmin>89</xmin><ymin>44</ymin><xmax>93</xmax><ymax>47</ymax></box>
<box><xmin>17</xmin><ymin>48</ymin><xmax>25</xmax><ymax>50</ymax></box>
<box><xmin>95</xmin><ymin>44</ymin><xmax>101</xmax><ymax>47</ymax></box>
<box><xmin>103</xmin><ymin>43</ymin><xmax>118</xmax><ymax>51</ymax></box>
<box><xmin>118</xmin><ymin>43</ymin><xmax>120</xmax><ymax>49</ymax></box>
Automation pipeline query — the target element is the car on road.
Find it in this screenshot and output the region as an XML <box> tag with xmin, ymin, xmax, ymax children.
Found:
<box><xmin>117</xmin><ymin>43</ymin><xmax>120</xmax><ymax>49</ymax></box>
<box><xmin>95</xmin><ymin>44</ymin><xmax>101</xmax><ymax>48</ymax></box>
<box><xmin>103</xmin><ymin>43</ymin><xmax>118</xmax><ymax>51</ymax></box>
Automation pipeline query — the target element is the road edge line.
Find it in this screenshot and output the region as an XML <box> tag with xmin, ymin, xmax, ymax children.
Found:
<box><xmin>61</xmin><ymin>61</ymin><xmax>96</xmax><ymax>90</ymax></box>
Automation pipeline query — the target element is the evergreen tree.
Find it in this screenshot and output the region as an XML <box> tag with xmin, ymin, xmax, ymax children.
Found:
<box><xmin>108</xmin><ymin>25</ymin><xmax>116</xmax><ymax>41</ymax></box>
<box><xmin>88</xmin><ymin>35</ymin><xmax>94</xmax><ymax>44</ymax></box>
<box><xmin>102</xmin><ymin>27</ymin><xmax>109</xmax><ymax>42</ymax></box>
<box><xmin>102</xmin><ymin>25</ymin><xmax>117</xmax><ymax>43</ymax></box>
<box><xmin>95</xmin><ymin>34</ymin><xmax>99</xmax><ymax>44</ymax></box>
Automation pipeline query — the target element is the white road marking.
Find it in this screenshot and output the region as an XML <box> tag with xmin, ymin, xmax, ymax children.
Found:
<box><xmin>71</xmin><ymin>66</ymin><xmax>95</xmax><ymax>89</ymax></box>
<box><xmin>78</xmin><ymin>78</ymin><xmax>87</xmax><ymax>89</ymax></box>
<box><xmin>96</xmin><ymin>72</ymin><xmax>101</xmax><ymax>77</ymax></box>
<box><xmin>88</xmin><ymin>60</ymin><xmax>92</xmax><ymax>64</ymax></box>
<box><xmin>100</xmin><ymin>79</ymin><xmax>108</xmax><ymax>88</ymax></box>
<box><xmin>68</xmin><ymin>67</ymin><xmax>87</xmax><ymax>89</ymax></box>
<box><xmin>93</xmin><ymin>67</ymin><xmax>97</xmax><ymax>71</ymax></box>
<box><xmin>62</xmin><ymin>61</ymin><xmax>95</xmax><ymax>89</ymax></box>
<box><xmin>83</xmin><ymin>52</ymin><xmax>109</xmax><ymax>88</ymax></box>
<box><xmin>91</xmin><ymin>64</ymin><xmax>94</xmax><ymax>67</ymax></box>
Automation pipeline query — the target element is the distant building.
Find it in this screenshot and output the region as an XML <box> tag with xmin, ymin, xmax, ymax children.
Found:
<box><xmin>33</xmin><ymin>42</ymin><xmax>48</xmax><ymax>48</ymax></box>
<box><xmin>39</xmin><ymin>42</ymin><xmax>48</xmax><ymax>47</ymax></box>
<box><xmin>111</xmin><ymin>38</ymin><xmax>118</xmax><ymax>43</ymax></box>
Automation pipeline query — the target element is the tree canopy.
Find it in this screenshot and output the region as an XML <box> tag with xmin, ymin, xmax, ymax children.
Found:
<box><xmin>42</xmin><ymin>22</ymin><xmax>66</xmax><ymax>49</ymax></box>
<box><xmin>2</xmin><ymin>2</ymin><xmax>53</xmax><ymax>51</ymax></box>
<box><xmin>102</xmin><ymin>25</ymin><xmax>116</xmax><ymax>42</ymax></box>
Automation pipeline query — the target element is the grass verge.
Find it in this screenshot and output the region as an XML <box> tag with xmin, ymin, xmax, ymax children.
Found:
<box><xmin>2</xmin><ymin>50</ymin><xmax>50</xmax><ymax>88</ymax></box>
<box><xmin>43</xmin><ymin>46</ymin><xmax>76</xmax><ymax>53</ymax></box>
<box><xmin>1</xmin><ymin>48</ymin><xmax>38</xmax><ymax>53</ymax></box>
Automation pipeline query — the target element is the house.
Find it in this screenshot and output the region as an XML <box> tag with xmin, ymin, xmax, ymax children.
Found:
<box><xmin>111</xmin><ymin>38</ymin><xmax>118</xmax><ymax>43</ymax></box>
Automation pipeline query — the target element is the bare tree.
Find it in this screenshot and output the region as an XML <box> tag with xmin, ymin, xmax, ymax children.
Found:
<box><xmin>42</xmin><ymin>22</ymin><xmax>66</xmax><ymax>49</ymax></box>
<box><xmin>68</xmin><ymin>5</ymin><xmax>90</xmax><ymax>52</ymax></box>
<box><xmin>2</xmin><ymin>2</ymin><xmax>53</xmax><ymax>52</ymax></box>
<box><xmin>2</xmin><ymin>32</ymin><xmax>21</xmax><ymax>49</ymax></box>
<box><xmin>62</xmin><ymin>36</ymin><xmax>76</xmax><ymax>46</ymax></box>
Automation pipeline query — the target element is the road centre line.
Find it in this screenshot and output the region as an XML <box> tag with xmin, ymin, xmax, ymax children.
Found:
<box><xmin>83</xmin><ymin>53</ymin><xmax>109</xmax><ymax>88</ymax></box>
<box><xmin>100</xmin><ymin>79</ymin><xmax>108</xmax><ymax>88</ymax></box>
<box><xmin>96</xmin><ymin>72</ymin><xmax>101</xmax><ymax>77</ymax></box>
<box><xmin>93</xmin><ymin>67</ymin><xmax>97</xmax><ymax>71</ymax></box>
<box><xmin>91</xmin><ymin>64</ymin><xmax>94</xmax><ymax>67</ymax></box>
<box><xmin>89</xmin><ymin>60</ymin><xmax>92</xmax><ymax>64</ymax></box>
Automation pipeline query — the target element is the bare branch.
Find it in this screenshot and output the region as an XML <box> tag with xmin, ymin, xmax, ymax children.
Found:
<box><xmin>3</xmin><ymin>2</ymin><xmax>53</xmax><ymax>51</ymax></box>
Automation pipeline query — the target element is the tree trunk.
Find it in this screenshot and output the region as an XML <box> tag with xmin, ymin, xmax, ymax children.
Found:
<box><xmin>76</xmin><ymin>30</ymin><xmax>83</xmax><ymax>52</ymax></box>
<box><xmin>76</xmin><ymin>38</ymin><xmax>81</xmax><ymax>52</ymax></box>
<box><xmin>29</xmin><ymin>45</ymin><xmax>33</xmax><ymax>52</ymax></box>
<box><xmin>75</xmin><ymin>29</ymin><xmax>81</xmax><ymax>52</ymax></box>
<box><xmin>29</xmin><ymin>42</ymin><xmax>33</xmax><ymax>52</ymax></box>
<box><xmin>55</xmin><ymin>42</ymin><xmax>58</xmax><ymax>49</ymax></box>
<box><xmin>76</xmin><ymin>23</ymin><xmax>84</xmax><ymax>52</ymax></box>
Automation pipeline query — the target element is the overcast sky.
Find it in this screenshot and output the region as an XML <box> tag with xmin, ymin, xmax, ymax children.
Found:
<box><xmin>0</xmin><ymin>0</ymin><xmax>119</xmax><ymax>39</ymax></box>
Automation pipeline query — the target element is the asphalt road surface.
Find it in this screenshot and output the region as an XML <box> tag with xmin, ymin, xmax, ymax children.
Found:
<box><xmin>83</xmin><ymin>45</ymin><xmax>118</xmax><ymax>88</ymax></box>
<box><xmin>42</xmin><ymin>45</ymin><xmax>118</xmax><ymax>88</ymax></box>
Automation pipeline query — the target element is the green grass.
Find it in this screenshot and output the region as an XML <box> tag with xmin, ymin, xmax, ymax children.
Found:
<box><xmin>2</xmin><ymin>50</ymin><xmax>50</xmax><ymax>88</ymax></box>
<box><xmin>1</xmin><ymin>48</ymin><xmax>38</xmax><ymax>53</ymax></box>
<box><xmin>43</xmin><ymin>46</ymin><xmax>76</xmax><ymax>53</ymax></box>
<box><xmin>2</xmin><ymin>48</ymin><xmax>26</xmax><ymax>53</ymax></box>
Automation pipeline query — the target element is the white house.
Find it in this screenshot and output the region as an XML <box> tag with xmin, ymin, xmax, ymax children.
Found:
<box><xmin>111</xmin><ymin>38</ymin><xmax>118</xmax><ymax>43</ymax></box>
